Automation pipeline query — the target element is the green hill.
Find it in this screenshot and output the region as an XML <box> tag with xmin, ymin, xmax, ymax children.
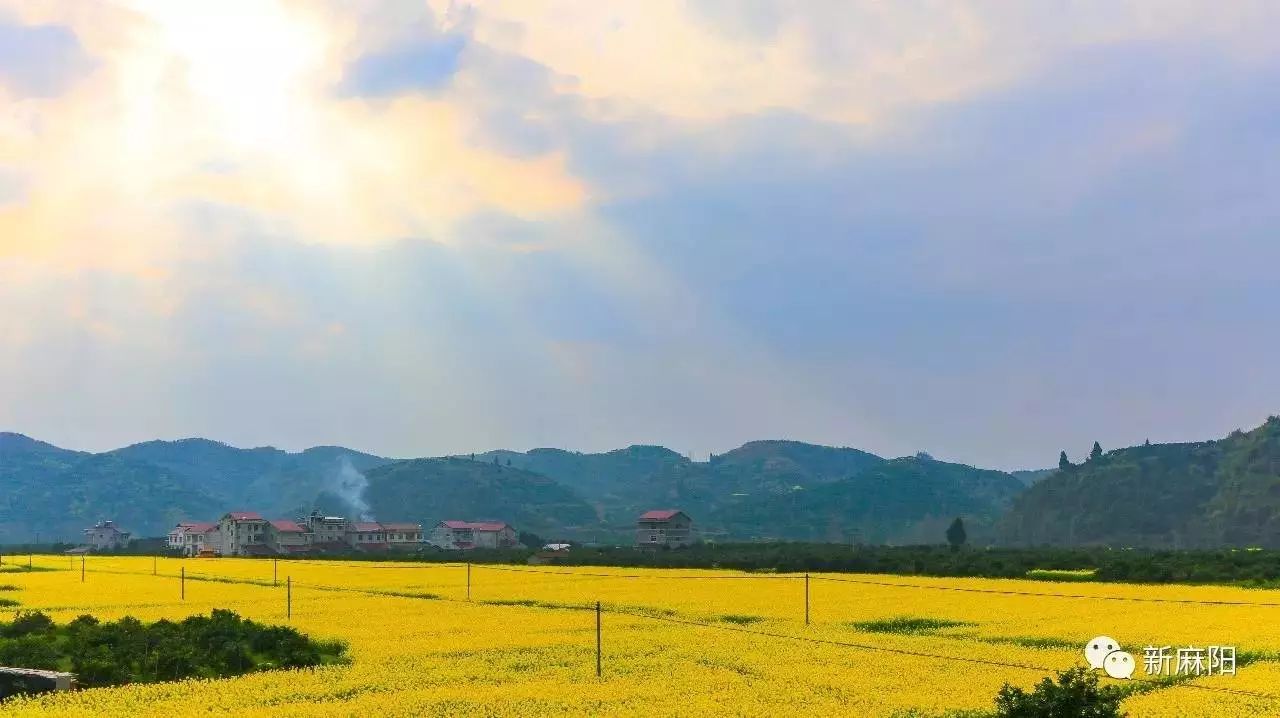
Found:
<box><xmin>0</xmin><ymin>440</ymin><xmax>219</xmax><ymax>543</ymax></box>
<box><xmin>998</xmin><ymin>417</ymin><xmax>1280</xmax><ymax>547</ymax></box>
<box><xmin>716</xmin><ymin>455</ymin><xmax>1024</xmax><ymax>543</ymax></box>
<box><xmin>0</xmin><ymin>434</ymin><xmax>400</xmax><ymax>540</ymax></box>
<box><xmin>362</xmin><ymin>457</ymin><xmax>601</xmax><ymax>539</ymax></box>
<box><xmin>472</xmin><ymin>441</ymin><xmax>1020</xmax><ymax>543</ymax></box>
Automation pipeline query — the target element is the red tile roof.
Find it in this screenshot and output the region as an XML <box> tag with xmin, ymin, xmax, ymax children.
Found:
<box><xmin>225</xmin><ymin>511</ymin><xmax>263</xmax><ymax>521</ymax></box>
<box><xmin>187</xmin><ymin>522</ymin><xmax>217</xmax><ymax>534</ymax></box>
<box><xmin>352</xmin><ymin>522</ymin><xmax>384</xmax><ymax>532</ymax></box>
<box><xmin>440</xmin><ymin>520</ymin><xmax>508</xmax><ymax>532</ymax></box>
<box><xmin>380</xmin><ymin>522</ymin><xmax>421</xmax><ymax>531</ymax></box>
<box><xmin>269</xmin><ymin>519</ymin><xmax>304</xmax><ymax>533</ymax></box>
<box><xmin>639</xmin><ymin>509</ymin><xmax>683</xmax><ymax>521</ymax></box>
<box><xmin>469</xmin><ymin>522</ymin><xmax>508</xmax><ymax>532</ymax></box>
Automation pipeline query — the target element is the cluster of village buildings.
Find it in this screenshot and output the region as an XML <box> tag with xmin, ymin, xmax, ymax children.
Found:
<box><xmin>82</xmin><ymin>509</ymin><xmax>695</xmax><ymax>556</ymax></box>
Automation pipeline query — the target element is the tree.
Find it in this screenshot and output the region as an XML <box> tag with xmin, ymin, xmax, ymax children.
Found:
<box><xmin>945</xmin><ymin>517</ymin><xmax>967</xmax><ymax>552</ymax></box>
<box><xmin>1090</xmin><ymin>442</ymin><xmax>1103</xmax><ymax>461</ymax></box>
<box><xmin>518</xmin><ymin>531</ymin><xmax>545</xmax><ymax>549</ymax></box>
<box><xmin>994</xmin><ymin>667</ymin><xmax>1124</xmax><ymax>718</ymax></box>
<box><xmin>1059</xmin><ymin>451</ymin><xmax>1072</xmax><ymax>471</ymax></box>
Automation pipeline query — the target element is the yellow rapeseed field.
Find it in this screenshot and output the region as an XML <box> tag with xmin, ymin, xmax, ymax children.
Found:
<box><xmin>0</xmin><ymin>555</ymin><xmax>1276</xmax><ymax>716</ymax></box>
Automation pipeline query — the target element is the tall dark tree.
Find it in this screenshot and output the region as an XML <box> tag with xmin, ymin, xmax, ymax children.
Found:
<box><xmin>946</xmin><ymin>517</ymin><xmax>967</xmax><ymax>552</ymax></box>
<box><xmin>1059</xmin><ymin>451</ymin><xmax>1072</xmax><ymax>471</ymax></box>
<box><xmin>1090</xmin><ymin>442</ymin><xmax>1103</xmax><ymax>461</ymax></box>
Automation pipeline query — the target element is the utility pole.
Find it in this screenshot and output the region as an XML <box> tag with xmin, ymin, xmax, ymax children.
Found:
<box><xmin>595</xmin><ymin>600</ymin><xmax>602</xmax><ymax>678</ymax></box>
<box><xmin>273</xmin><ymin>558</ymin><xmax>278</xmax><ymax>587</ymax></box>
<box><xmin>466</xmin><ymin>562</ymin><xmax>471</xmax><ymax>601</ymax></box>
<box><xmin>181</xmin><ymin>566</ymin><xmax>185</xmax><ymax>600</ymax></box>
<box><xmin>153</xmin><ymin>555</ymin><xmax>157</xmax><ymax>575</ymax></box>
<box><xmin>81</xmin><ymin>554</ymin><xmax>85</xmax><ymax>582</ymax></box>
<box><xmin>287</xmin><ymin>576</ymin><xmax>292</xmax><ymax>620</ymax></box>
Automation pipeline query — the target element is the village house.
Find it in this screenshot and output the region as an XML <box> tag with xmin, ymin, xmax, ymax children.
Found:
<box><xmin>302</xmin><ymin>511</ymin><xmax>351</xmax><ymax>551</ymax></box>
<box><xmin>267</xmin><ymin>519</ymin><xmax>309</xmax><ymax>554</ymax></box>
<box><xmin>167</xmin><ymin>522</ymin><xmax>218</xmax><ymax>557</ymax></box>
<box><xmin>635</xmin><ymin>510</ymin><xmax>694</xmax><ymax>548</ymax></box>
<box><xmin>429</xmin><ymin>521</ymin><xmax>518</xmax><ymax>550</ymax></box>
<box><xmin>348</xmin><ymin>521</ymin><xmax>386</xmax><ymax>550</ymax></box>
<box><xmin>83</xmin><ymin>520</ymin><xmax>130</xmax><ymax>551</ymax></box>
<box><xmin>217</xmin><ymin>511</ymin><xmax>270</xmax><ymax>556</ymax></box>
<box><xmin>170</xmin><ymin>509</ymin><xmax>423</xmax><ymax>556</ymax></box>
<box><xmin>379</xmin><ymin>522</ymin><xmax>424</xmax><ymax>550</ymax></box>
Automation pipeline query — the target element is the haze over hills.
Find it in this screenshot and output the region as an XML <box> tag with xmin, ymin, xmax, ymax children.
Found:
<box><xmin>2</xmin><ymin>418</ymin><xmax>1277</xmax><ymax>547</ymax></box>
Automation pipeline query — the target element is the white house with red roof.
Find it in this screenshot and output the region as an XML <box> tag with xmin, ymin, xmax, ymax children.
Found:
<box><xmin>428</xmin><ymin>520</ymin><xmax>517</xmax><ymax>550</ymax></box>
<box><xmin>348</xmin><ymin>521</ymin><xmax>423</xmax><ymax>550</ymax></box>
<box><xmin>167</xmin><ymin>521</ymin><xmax>219</xmax><ymax>557</ymax></box>
<box><xmin>636</xmin><ymin>510</ymin><xmax>694</xmax><ymax>548</ymax></box>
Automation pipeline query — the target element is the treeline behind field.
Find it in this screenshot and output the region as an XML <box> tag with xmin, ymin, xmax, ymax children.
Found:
<box><xmin>563</xmin><ymin>545</ymin><xmax>1280</xmax><ymax>586</ymax></box>
<box><xmin>258</xmin><ymin>543</ymin><xmax>1280</xmax><ymax>587</ymax></box>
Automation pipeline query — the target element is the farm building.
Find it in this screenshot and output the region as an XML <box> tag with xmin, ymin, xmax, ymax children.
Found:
<box><xmin>429</xmin><ymin>521</ymin><xmax>518</xmax><ymax>550</ymax></box>
<box><xmin>635</xmin><ymin>510</ymin><xmax>694</xmax><ymax>548</ymax></box>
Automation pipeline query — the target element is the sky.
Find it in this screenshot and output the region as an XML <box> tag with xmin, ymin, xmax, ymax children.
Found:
<box><xmin>1</xmin><ymin>1</ymin><xmax>1278</xmax><ymax>470</ymax></box>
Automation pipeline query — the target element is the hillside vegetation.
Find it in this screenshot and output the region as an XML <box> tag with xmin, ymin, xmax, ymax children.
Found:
<box><xmin>999</xmin><ymin>417</ymin><xmax>1280</xmax><ymax>547</ymax></box>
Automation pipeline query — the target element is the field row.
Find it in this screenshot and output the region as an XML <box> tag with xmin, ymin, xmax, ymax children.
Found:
<box><xmin>0</xmin><ymin>556</ymin><xmax>1276</xmax><ymax>716</ymax></box>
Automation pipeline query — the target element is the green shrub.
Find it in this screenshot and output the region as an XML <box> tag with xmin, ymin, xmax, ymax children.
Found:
<box><xmin>994</xmin><ymin>667</ymin><xmax>1125</xmax><ymax>718</ymax></box>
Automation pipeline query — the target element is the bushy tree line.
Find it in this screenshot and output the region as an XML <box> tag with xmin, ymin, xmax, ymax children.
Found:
<box><xmin>0</xmin><ymin>609</ymin><xmax>345</xmax><ymax>695</ymax></box>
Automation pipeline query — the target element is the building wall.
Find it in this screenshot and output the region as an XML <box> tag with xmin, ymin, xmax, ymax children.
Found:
<box><xmin>218</xmin><ymin>517</ymin><xmax>267</xmax><ymax>556</ymax></box>
<box><xmin>635</xmin><ymin>515</ymin><xmax>694</xmax><ymax>547</ymax></box>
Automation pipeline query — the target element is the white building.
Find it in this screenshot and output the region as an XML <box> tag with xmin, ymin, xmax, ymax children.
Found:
<box><xmin>302</xmin><ymin>511</ymin><xmax>350</xmax><ymax>550</ymax></box>
<box><xmin>379</xmin><ymin>522</ymin><xmax>423</xmax><ymax>550</ymax></box>
<box><xmin>217</xmin><ymin>511</ymin><xmax>269</xmax><ymax>556</ymax></box>
<box><xmin>429</xmin><ymin>521</ymin><xmax>517</xmax><ymax>550</ymax></box>
<box><xmin>167</xmin><ymin>522</ymin><xmax>218</xmax><ymax>556</ymax></box>
<box><xmin>83</xmin><ymin>521</ymin><xmax>130</xmax><ymax>551</ymax></box>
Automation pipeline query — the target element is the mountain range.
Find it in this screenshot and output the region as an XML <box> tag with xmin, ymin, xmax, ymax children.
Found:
<box><xmin>1</xmin><ymin>416</ymin><xmax>1277</xmax><ymax>547</ymax></box>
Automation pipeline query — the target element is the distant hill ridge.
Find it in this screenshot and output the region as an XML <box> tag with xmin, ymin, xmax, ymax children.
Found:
<box><xmin>6</xmin><ymin>419</ymin><xmax>1277</xmax><ymax>547</ymax></box>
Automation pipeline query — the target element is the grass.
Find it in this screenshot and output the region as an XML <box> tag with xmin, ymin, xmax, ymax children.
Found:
<box><xmin>1025</xmin><ymin>568</ymin><xmax>1097</xmax><ymax>582</ymax></box>
<box><xmin>850</xmin><ymin>616</ymin><xmax>975</xmax><ymax>635</ymax></box>
<box><xmin>720</xmin><ymin>614</ymin><xmax>764</xmax><ymax>625</ymax></box>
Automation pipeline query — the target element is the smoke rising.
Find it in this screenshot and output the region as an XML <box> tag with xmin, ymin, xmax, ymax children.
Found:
<box><xmin>330</xmin><ymin>456</ymin><xmax>374</xmax><ymax>521</ymax></box>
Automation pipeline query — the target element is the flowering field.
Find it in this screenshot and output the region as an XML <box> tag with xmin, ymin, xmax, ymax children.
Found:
<box><xmin>0</xmin><ymin>555</ymin><xmax>1277</xmax><ymax>716</ymax></box>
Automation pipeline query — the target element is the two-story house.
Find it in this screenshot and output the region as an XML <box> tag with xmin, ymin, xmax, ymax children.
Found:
<box><xmin>267</xmin><ymin>519</ymin><xmax>310</xmax><ymax>554</ymax></box>
<box><xmin>429</xmin><ymin>521</ymin><xmax>517</xmax><ymax>550</ymax></box>
<box><xmin>167</xmin><ymin>522</ymin><xmax>218</xmax><ymax>556</ymax></box>
<box><xmin>635</xmin><ymin>510</ymin><xmax>694</xmax><ymax>548</ymax></box>
<box><xmin>84</xmin><ymin>520</ymin><xmax>130</xmax><ymax>551</ymax></box>
<box><xmin>380</xmin><ymin>522</ymin><xmax>424</xmax><ymax>550</ymax></box>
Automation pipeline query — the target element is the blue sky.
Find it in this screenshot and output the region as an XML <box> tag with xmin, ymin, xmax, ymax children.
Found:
<box><xmin>0</xmin><ymin>1</ymin><xmax>1277</xmax><ymax>469</ymax></box>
